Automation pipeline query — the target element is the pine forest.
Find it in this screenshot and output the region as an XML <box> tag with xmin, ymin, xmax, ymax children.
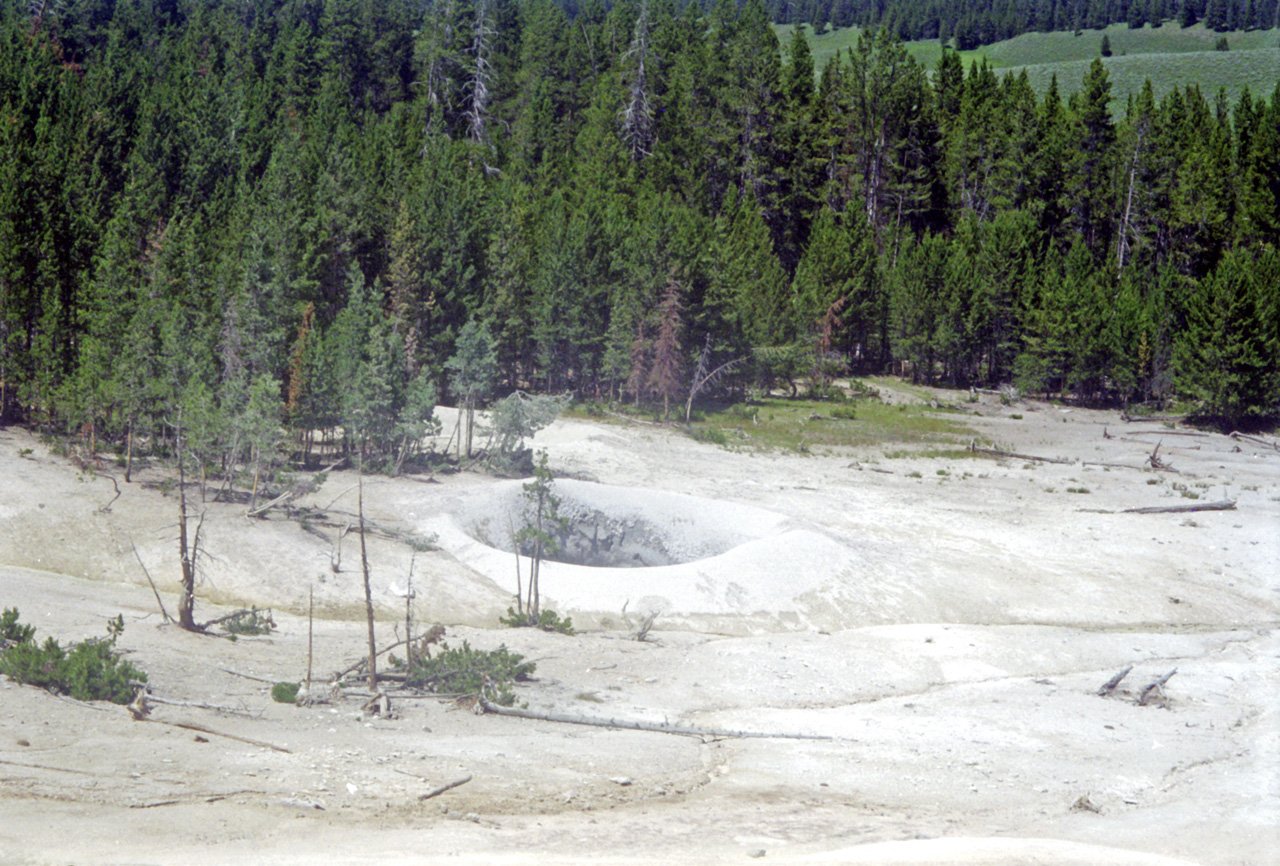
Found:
<box><xmin>1</xmin><ymin>0</ymin><xmax>1278</xmax><ymax>474</ymax></box>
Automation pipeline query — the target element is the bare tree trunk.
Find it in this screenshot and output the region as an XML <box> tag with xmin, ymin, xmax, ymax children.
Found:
<box><xmin>404</xmin><ymin>553</ymin><xmax>415</xmax><ymax>671</ymax></box>
<box><xmin>125</xmin><ymin>416</ymin><xmax>134</xmax><ymax>483</ymax></box>
<box><xmin>358</xmin><ymin>452</ymin><xmax>377</xmax><ymax>691</ymax></box>
<box><xmin>465</xmin><ymin>397</ymin><xmax>475</xmax><ymax>459</ymax></box>
<box><xmin>176</xmin><ymin>420</ymin><xmax>197</xmax><ymax>631</ymax></box>
<box><xmin>249</xmin><ymin>446</ymin><xmax>261</xmax><ymax>514</ymax></box>
<box><xmin>306</xmin><ymin>585</ymin><xmax>314</xmax><ymax>694</ymax></box>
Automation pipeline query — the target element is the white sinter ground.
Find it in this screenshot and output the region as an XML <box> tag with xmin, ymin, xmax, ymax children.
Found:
<box><xmin>0</xmin><ymin>384</ymin><xmax>1276</xmax><ymax>865</ymax></box>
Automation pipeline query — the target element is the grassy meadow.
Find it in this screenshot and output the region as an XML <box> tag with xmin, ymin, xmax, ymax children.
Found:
<box><xmin>777</xmin><ymin>21</ymin><xmax>1280</xmax><ymax>110</ymax></box>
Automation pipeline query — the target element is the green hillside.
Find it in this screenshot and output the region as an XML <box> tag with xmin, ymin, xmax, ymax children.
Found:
<box><xmin>1016</xmin><ymin>48</ymin><xmax>1280</xmax><ymax>108</ymax></box>
<box><xmin>981</xmin><ymin>21</ymin><xmax>1280</xmax><ymax>66</ymax></box>
<box><xmin>778</xmin><ymin>22</ymin><xmax>1280</xmax><ymax>108</ymax></box>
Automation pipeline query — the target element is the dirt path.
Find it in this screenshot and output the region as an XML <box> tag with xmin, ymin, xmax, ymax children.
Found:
<box><xmin>1</xmin><ymin>392</ymin><xmax>1276</xmax><ymax>865</ymax></box>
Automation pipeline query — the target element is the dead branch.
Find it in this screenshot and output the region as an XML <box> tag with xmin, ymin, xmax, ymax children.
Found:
<box><xmin>621</xmin><ymin>600</ymin><xmax>658</xmax><ymax>642</ymax></box>
<box><xmin>0</xmin><ymin>758</ymin><xmax>99</xmax><ymax>776</ymax></box>
<box><xmin>247</xmin><ymin>490</ymin><xmax>292</xmax><ymax>518</ymax></box>
<box><xmin>218</xmin><ymin>668</ymin><xmax>278</xmax><ymax>684</ymax></box>
<box><xmin>144</xmin><ymin>719</ymin><xmax>291</xmax><ymax>753</ymax></box>
<box><xmin>605</xmin><ymin>410</ymin><xmax>659</xmax><ymax>426</ymax></box>
<box><xmin>1139</xmin><ymin>668</ymin><xmax>1177</xmax><ymax>705</ymax></box>
<box><xmin>129</xmin><ymin>538</ymin><xmax>174</xmax><ymax>625</ymax></box>
<box><xmin>333</xmin><ymin>636</ymin><xmax>413</xmax><ymax>681</ymax></box>
<box><xmin>478</xmin><ymin>697</ymin><xmax>833</xmax><ymax>740</ymax></box>
<box><xmin>361</xmin><ymin>691</ymin><xmax>396</xmax><ymax>718</ymax></box>
<box><xmin>94</xmin><ymin>471</ymin><xmax>122</xmax><ymax>512</ymax></box>
<box><xmin>1147</xmin><ymin>441</ymin><xmax>1177</xmax><ymax>472</ymax></box>
<box><xmin>1096</xmin><ymin>665</ymin><xmax>1133</xmax><ymax>696</ymax></box>
<box><xmin>144</xmin><ymin>694</ymin><xmax>260</xmax><ymax>717</ymax></box>
<box><xmin>418</xmin><ymin>775</ymin><xmax>473</xmax><ymax>801</ymax></box>
<box><xmin>200</xmin><ymin>607</ymin><xmax>272</xmax><ymax>629</ymax></box>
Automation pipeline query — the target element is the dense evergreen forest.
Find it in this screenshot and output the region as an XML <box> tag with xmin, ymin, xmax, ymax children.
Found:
<box><xmin>1</xmin><ymin>0</ymin><xmax>1277</xmax><ymax>471</ymax></box>
<box><xmin>785</xmin><ymin>0</ymin><xmax>1280</xmax><ymax>49</ymax></box>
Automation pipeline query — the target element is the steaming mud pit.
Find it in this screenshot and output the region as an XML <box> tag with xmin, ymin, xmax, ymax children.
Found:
<box><xmin>0</xmin><ymin>386</ymin><xmax>1277</xmax><ymax>866</ymax></box>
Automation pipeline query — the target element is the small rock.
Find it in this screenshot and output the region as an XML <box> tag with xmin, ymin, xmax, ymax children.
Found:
<box><xmin>16</xmin><ymin>738</ymin><xmax>30</xmax><ymax>747</ymax></box>
<box><xmin>610</xmin><ymin>777</ymin><xmax>633</xmax><ymax>786</ymax></box>
<box><xmin>749</xmin><ymin>850</ymin><xmax>766</xmax><ymax>858</ymax></box>
<box><xmin>346</xmin><ymin>783</ymin><xmax>358</xmax><ymax>795</ymax></box>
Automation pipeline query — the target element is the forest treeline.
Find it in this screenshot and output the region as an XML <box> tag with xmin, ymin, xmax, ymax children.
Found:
<box><xmin>783</xmin><ymin>0</ymin><xmax>1280</xmax><ymax>49</ymax></box>
<box><xmin>1</xmin><ymin>0</ymin><xmax>1278</xmax><ymax>470</ymax></box>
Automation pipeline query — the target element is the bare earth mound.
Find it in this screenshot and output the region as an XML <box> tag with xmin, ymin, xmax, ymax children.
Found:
<box><xmin>0</xmin><ymin>389</ymin><xmax>1276</xmax><ymax>865</ymax></box>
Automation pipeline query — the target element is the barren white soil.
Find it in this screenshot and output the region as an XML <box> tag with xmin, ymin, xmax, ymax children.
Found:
<box><xmin>1</xmin><ymin>385</ymin><xmax>1277</xmax><ymax>866</ymax></box>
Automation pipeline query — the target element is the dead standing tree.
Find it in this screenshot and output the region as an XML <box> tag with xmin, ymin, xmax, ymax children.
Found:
<box><xmin>463</xmin><ymin>0</ymin><xmax>494</xmax><ymax>148</ymax></box>
<box><xmin>619</xmin><ymin>0</ymin><xmax>655</xmax><ymax>162</ymax></box>
<box><xmin>685</xmin><ymin>333</ymin><xmax>746</xmax><ymax>423</ymax></box>
<box><xmin>357</xmin><ymin>455</ymin><xmax>377</xmax><ymax>691</ymax></box>
<box><xmin>171</xmin><ymin>413</ymin><xmax>206</xmax><ymax>632</ymax></box>
<box><xmin>648</xmin><ymin>276</ymin><xmax>684</xmax><ymax>419</ymax></box>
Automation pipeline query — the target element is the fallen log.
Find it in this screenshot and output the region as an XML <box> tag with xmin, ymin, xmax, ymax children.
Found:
<box><xmin>1121</xmin><ymin>499</ymin><xmax>1236</xmax><ymax>514</ymax></box>
<box><xmin>1229</xmin><ymin>431</ymin><xmax>1280</xmax><ymax>451</ymax></box>
<box><xmin>1096</xmin><ymin>665</ymin><xmax>1133</xmax><ymax>696</ymax></box>
<box><xmin>1120</xmin><ymin>412</ymin><xmax>1185</xmax><ymax>423</ymax></box>
<box><xmin>968</xmin><ymin>443</ymin><xmax>1073</xmax><ymax>465</ymax></box>
<box><xmin>478</xmin><ymin>697</ymin><xmax>833</xmax><ymax>740</ymax></box>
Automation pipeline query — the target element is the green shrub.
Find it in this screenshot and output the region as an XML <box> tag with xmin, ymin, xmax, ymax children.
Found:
<box><xmin>500</xmin><ymin>607</ymin><xmax>575</xmax><ymax>635</ymax></box>
<box><xmin>272</xmin><ymin>681</ymin><xmax>300</xmax><ymax>703</ymax></box>
<box><xmin>688</xmin><ymin>426</ymin><xmax>729</xmax><ymax>446</ymax></box>
<box><xmin>1</xmin><ymin>608</ymin><xmax>36</xmax><ymax>645</ymax></box>
<box><xmin>405</xmin><ymin>641</ymin><xmax>535</xmax><ymax>706</ymax></box>
<box><xmin>0</xmin><ymin>611</ymin><xmax>146</xmax><ymax>705</ymax></box>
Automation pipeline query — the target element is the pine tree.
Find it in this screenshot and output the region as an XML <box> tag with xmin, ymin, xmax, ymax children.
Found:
<box><xmin>1175</xmin><ymin>248</ymin><xmax>1279</xmax><ymax>427</ymax></box>
<box><xmin>446</xmin><ymin>318</ymin><xmax>498</xmax><ymax>459</ymax></box>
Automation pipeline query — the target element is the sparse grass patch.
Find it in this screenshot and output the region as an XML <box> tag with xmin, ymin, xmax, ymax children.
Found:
<box><xmin>685</xmin><ymin>395</ymin><xmax>974</xmax><ymax>453</ymax></box>
<box><xmin>1172</xmin><ymin>483</ymin><xmax>1200</xmax><ymax>500</ymax></box>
